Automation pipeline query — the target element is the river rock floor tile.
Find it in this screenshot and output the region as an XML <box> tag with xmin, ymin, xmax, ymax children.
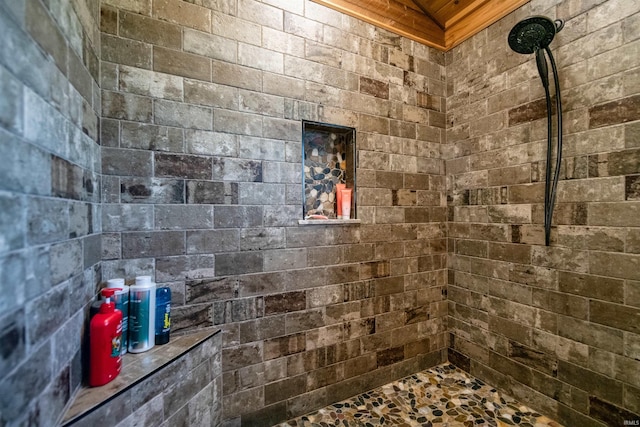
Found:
<box><xmin>275</xmin><ymin>363</ymin><xmax>562</xmax><ymax>427</ymax></box>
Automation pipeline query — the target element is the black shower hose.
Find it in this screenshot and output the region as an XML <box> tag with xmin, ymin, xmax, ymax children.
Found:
<box><xmin>540</xmin><ymin>46</ymin><xmax>563</xmax><ymax>246</ymax></box>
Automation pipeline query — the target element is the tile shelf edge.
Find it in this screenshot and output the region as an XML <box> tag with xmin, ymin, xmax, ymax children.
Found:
<box><xmin>298</xmin><ymin>219</ymin><xmax>362</xmax><ymax>225</ymax></box>
<box><xmin>60</xmin><ymin>327</ymin><xmax>221</xmax><ymax>426</ymax></box>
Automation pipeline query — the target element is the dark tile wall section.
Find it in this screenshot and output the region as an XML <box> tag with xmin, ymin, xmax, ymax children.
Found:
<box><xmin>446</xmin><ymin>1</ymin><xmax>640</xmax><ymax>426</ymax></box>
<box><xmin>66</xmin><ymin>332</ymin><xmax>222</xmax><ymax>427</ymax></box>
<box><xmin>0</xmin><ymin>0</ymin><xmax>102</xmax><ymax>425</ymax></box>
<box><xmin>99</xmin><ymin>0</ymin><xmax>448</xmax><ymax>425</ymax></box>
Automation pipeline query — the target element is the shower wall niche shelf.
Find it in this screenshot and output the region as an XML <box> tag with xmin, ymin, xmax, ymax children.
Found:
<box><xmin>300</xmin><ymin>121</ymin><xmax>357</xmax><ymax>225</ymax></box>
<box><xmin>298</xmin><ymin>218</ymin><xmax>362</xmax><ymax>225</ymax></box>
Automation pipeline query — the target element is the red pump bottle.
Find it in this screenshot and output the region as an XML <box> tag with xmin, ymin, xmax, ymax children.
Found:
<box><xmin>89</xmin><ymin>288</ymin><xmax>123</xmax><ymax>387</ymax></box>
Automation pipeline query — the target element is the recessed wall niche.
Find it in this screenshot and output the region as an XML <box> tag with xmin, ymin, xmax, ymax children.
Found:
<box><xmin>302</xmin><ymin>121</ymin><xmax>356</xmax><ymax>221</ymax></box>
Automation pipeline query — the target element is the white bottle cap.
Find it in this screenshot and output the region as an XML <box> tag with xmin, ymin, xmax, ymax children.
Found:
<box><xmin>135</xmin><ymin>275</ymin><xmax>153</xmax><ymax>286</ymax></box>
<box><xmin>107</xmin><ymin>278</ymin><xmax>125</xmax><ymax>288</ymax></box>
<box><xmin>132</xmin><ymin>276</ymin><xmax>155</xmax><ymax>291</ymax></box>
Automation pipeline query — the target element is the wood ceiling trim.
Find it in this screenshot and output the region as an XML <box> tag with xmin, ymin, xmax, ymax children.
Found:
<box><xmin>310</xmin><ymin>0</ymin><xmax>447</xmax><ymax>50</ymax></box>
<box><xmin>411</xmin><ymin>0</ymin><xmax>480</xmax><ymax>28</ymax></box>
<box><xmin>311</xmin><ymin>0</ymin><xmax>530</xmax><ymax>52</ymax></box>
<box><xmin>444</xmin><ymin>0</ymin><xmax>529</xmax><ymax>49</ymax></box>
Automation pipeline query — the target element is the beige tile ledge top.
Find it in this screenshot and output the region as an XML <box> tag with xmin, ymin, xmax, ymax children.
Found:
<box><xmin>298</xmin><ymin>218</ymin><xmax>361</xmax><ymax>225</ymax></box>
<box><xmin>61</xmin><ymin>327</ymin><xmax>221</xmax><ymax>426</ymax></box>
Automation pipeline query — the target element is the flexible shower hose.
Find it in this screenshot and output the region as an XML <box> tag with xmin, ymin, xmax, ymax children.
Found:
<box><xmin>540</xmin><ymin>46</ymin><xmax>563</xmax><ymax>246</ymax></box>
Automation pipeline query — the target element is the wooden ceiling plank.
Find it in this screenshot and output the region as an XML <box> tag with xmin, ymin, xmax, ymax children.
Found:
<box><xmin>409</xmin><ymin>0</ymin><xmax>445</xmax><ymax>30</ymax></box>
<box><xmin>438</xmin><ymin>0</ymin><xmax>488</xmax><ymax>28</ymax></box>
<box><xmin>351</xmin><ymin>0</ymin><xmax>435</xmax><ymax>27</ymax></box>
<box><xmin>363</xmin><ymin>0</ymin><xmax>442</xmax><ymax>37</ymax></box>
<box><xmin>418</xmin><ymin>0</ymin><xmax>451</xmax><ymax>14</ymax></box>
<box><xmin>445</xmin><ymin>0</ymin><xmax>530</xmax><ymax>49</ymax></box>
<box><xmin>311</xmin><ymin>0</ymin><xmax>446</xmax><ymax>48</ymax></box>
<box><xmin>395</xmin><ymin>0</ymin><xmax>424</xmax><ymax>13</ymax></box>
<box><xmin>311</xmin><ymin>0</ymin><xmax>529</xmax><ymax>52</ymax></box>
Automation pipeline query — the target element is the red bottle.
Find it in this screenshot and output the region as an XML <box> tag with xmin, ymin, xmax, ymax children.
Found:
<box><xmin>89</xmin><ymin>288</ymin><xmax>123</xmax><ymax>387</ymax></box>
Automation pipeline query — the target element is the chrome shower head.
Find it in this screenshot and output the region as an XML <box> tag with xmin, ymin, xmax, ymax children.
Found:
<box><xmin>508</xmin><ymin>16</ymin><xmax>564</xmax><ymax>54</ymax></box>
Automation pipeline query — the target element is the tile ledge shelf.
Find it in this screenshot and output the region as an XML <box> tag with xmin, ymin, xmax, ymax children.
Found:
<box><xmin>298</xmin><ymin>219</ymin><xmax>362</xmax><ymax>225</ymax></box>
<box><xmin>60</xmin><ymin>327</ymin><xmax>221</xmax><ymax>426</ymax></box>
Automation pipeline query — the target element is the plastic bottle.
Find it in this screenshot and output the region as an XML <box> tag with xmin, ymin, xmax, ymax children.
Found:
<box><xmin>155</xmin><ymin>287</ymin><xmax>171</xmax><ymax>345</ymax></box>
<box><xmin>335</xmin><ymin>183</ymin><xmax>346</xmax><ymax>218</ymax></box>
<box><xmin>128</xmin><ymin>276</ymin><xmax>156</xmax><ymax>353</ymax></box>
<box><xmin>106</xmin><ymin>278</ymin><xmax>129</xmax><ymax>355</ymax></box>
<box><xmin>89</xmin><ymin>288</ymin><xmax>123</xmax><ymax>387</ymax></box>
<box><xmin>89</xmin><ymin>297</ymin><xmax>103</xmax><ymax>318</ymax></box>
<box><xmin>340</xmin><ymin>188</ymin><xmax>352</xmax><ymax>219</ymax></box>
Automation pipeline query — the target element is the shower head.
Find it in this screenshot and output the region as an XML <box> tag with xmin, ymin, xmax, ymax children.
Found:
<box><xmin>508</xmin><ymin>16</ymin><xmax>564</xmax><ymax>54</ymax></box>
<box><xmin>508</xmin><ymin>17</ymin><xmax>566</xmax><ymax>246</ymax></box>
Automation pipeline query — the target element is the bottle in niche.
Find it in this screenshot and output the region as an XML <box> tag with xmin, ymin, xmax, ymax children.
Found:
<box><xmin>89</xmin><ymin>288</ymin><xmax>122</xmax><ymax>387</ymax></box>
<box><xmin>155</xmin><ymin>287</ymin><xmax>171</xmax><ymax>345</ymax></box>
<box><xmin>128</xmin><ymin>276</ymin><xmax>156</xmax><ymax>353</ymax></box>
<box><xmin>106</xmin><ymin>278</ymin><xmax>129</xmax><ymax>355</ymax></box>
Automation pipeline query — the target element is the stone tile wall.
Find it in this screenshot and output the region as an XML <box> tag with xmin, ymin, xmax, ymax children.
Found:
<box><xmin>99</xmin><ymin>0</ymin><xmax>448</xmax><ymax>425</ymax></box>
<box><xmin>446</xmin><ymin>0</ymin><xmax>640</xmax><ymax>426</ymax></box>
<box><xmin>4</xmin><ymin>0</ymin><xmax>636</xmax><ymax>425</ymax></box>
<box><xmin>66</xmin><ymin>331</ymin><xmax>222</xmax><ymax>427</ymax></box>
<box><xmin>0</xmin><ymin>0</ymin><xmax>102</xmax><ymax>425</ymax></box>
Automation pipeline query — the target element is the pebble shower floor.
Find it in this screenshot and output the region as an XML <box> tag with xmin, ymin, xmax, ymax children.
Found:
<box><xmin>275</xmin><ymin>363</ymin><xmax>562</xmax><ymax>427</ymax></box>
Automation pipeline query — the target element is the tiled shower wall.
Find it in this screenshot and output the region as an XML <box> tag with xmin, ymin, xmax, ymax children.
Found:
<box><xmin>446</xmin><ymin>0</ymin><xmax>640</xmax><ymax>426</ymax></box>
<box><xmin>99</xmin><ymin>0</ymin><xmax>447</xmax><ymax>424</ymax></box>
<box><xmin>3</xmin><ymin>0</ymin><xmax>637</xmax><ymax>425</ymax></box>
<box><xmin>0</xmin><ymin>0</ymin><xmax>101</xmax><ymax>425</ymax></box>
